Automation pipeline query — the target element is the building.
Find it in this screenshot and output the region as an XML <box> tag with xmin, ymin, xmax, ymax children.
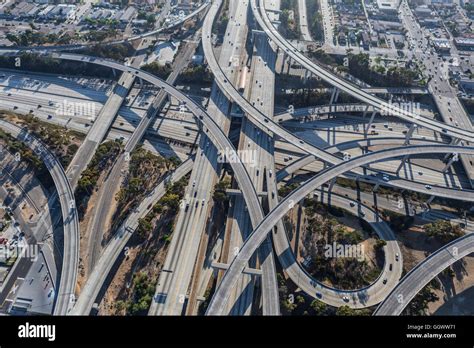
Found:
<box><xmin>431</xmin><ymin>38</ymin><xmax>451</xmax><ymax>52</ymax></box>
<box><xmin>119</xmin><ymin>6</ymin><xmax>136</xmax><ymax>23</ymax></box>
<box><xmin>376</xmin><ymin>0</ymin><xmax>400</xmax><ymax>11</ymax></box>
<box><xmin>459</xmin><ymin>79</ymin><xmax>474</xmax><ymax>95</ymax></box>
<box><xmin>454</xmin><ymin>38</ymin><xmax>474</xmax><ymax>51</ymax></box>
<box><xmin>414</xmin><ymin>5</ymin><xmax>432</xmax><ymax>18</ymax></box>
<box><xmin>361</xmin><ymin>31</ymin><xmax>370</xmax><ymax>50</ymax></box>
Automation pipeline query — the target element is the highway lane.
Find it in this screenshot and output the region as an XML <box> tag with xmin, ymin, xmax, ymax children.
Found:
<box><xmin>149</xmin><ymin>0</ymin><xmax>275</xmax><ymax>315</ymax></box>
<box><xmin>1</xmin><ymin>51</ymin><xmax>472</xmax><ymax>312</ymax></box>
<box><xmin>206</xmin><ymin>145</ymin><xmax>474</xmax><ymax>314</ymax></box>
<box><xmin>220</xmin><ymin>23</ymin><xmax>280</xmax><ymax>315</ymax></box>
<box><xmin>202</xmin><ymin>0</ymin><xmax>473</xmax><ymax>204</ymax></box>
<box><xmin>274</xmin><ymin>104</ymin><xmax>435</xmax><ymax>122</ymax></box>
<box><xmin>85</xmin><ymin>38</ymin><xmax>197</xmax><ymax>273</ymax></box>
<box><xmin>251</xmin><ymin>0</ymin><xmax>474</xmax><ymax>143</ymax></box>
<box><xmin>0</xmin><ymin>120</ymin><xmax>79</xmax><ymax>315</ymax></box>
<box><xmin>2</xmin><ymin>82</ymin><xmax>470</xmax><ymax>201</ymax></box>
<box><xmin>6</xmin><ymin>89</ymin><xmax>465</xmax><ymax>204</ymax></box>
<box><xmin>70</xmin><ymin>158</ymin><xmax>194</xmax><ymax>315</ymax></box>
<box><xmin>2</xmin><ymin>72</ymin><xmax>462</xmax><ymax>192</ymax></box>
<box><xmin>2</xmin><ymin>80</ymin><xmax>462</xmax><ymax>192</ymax></box>
<box><xmin>374</xmin><ymin>233</ymin><xmax>474</xmax><ymax>315</ymax></box>
<box><xmin>24</xmin><ymin>53</ymin><xmax>271</xmax><ymax>316</ymax></box>
<box><xmin>65</xmin><ymin>34</ymin><xmax>156</xmax><ymax>190</ymax></box>
<box><xmin>297</xmin><ymin>0</ymin><xmax>313</xmax><ymax>42</ymax></box>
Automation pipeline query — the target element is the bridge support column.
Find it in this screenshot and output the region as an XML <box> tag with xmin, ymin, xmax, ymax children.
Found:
<box><xmin>329</xmin><ymin>176</ymin><xmax>337</xmax><ymax>191</ymax></box>
<box><xmin>426</xmin><ymin>195</ymin><xmax>435</xmax><ymax>205</ymax></box>
<box><xmin>442</xmin><ymin>153</ymin><xmax>459</xmax><ymax>173</ymax></box>
<box><xmin>112</xmin><ymin>69</ymin><xmax>117</xmax><ymax>78</ymax></box>
<box><xmin>443</xmin><ymin>138</ymin><xmax>461</xmax><ymax>161</ymax></box>
<box><xmin>329</xmin><ymin>87</ymin><xmax>340</xmax><ymax>104</ymax></box>
<box><xmin>396</xmin><ymin>155</ymin><xmax>410</xmax><ymax>174</ymax></box>
<box><xmin>281</xmin><ymin>52</ymin><xmax>287</xmax><ymax>74</ymax></box>
<box><xmin>329</xmin><ymin>87</ymin><xmax>340</xmax><ymax>117</ymax></box>
<box><xmin>404</xmin><ymin>124</ymin><xmax>417</xmax><ymax>145</ymax></box>
<box><xmin>362</xmin><ymin>105</ymin><xmax>370</xmax><ymax>118</ymax></box>
<box><xmin>373</xmin><ymin>182</ymin><xmax>380</xmax><ymax>192</ymax></box>
<box><xmin>364</xmin><ymin>111</ymin><xmax>377</xmax><ymax>134</ymax></box>
<box><xmin>138</xmin><ymin>77</ymin><xmax>144</xmax><ymax>89</ymax></box>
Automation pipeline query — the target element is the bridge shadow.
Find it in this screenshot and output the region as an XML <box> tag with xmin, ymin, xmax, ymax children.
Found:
<box><xmin>433</xmin><ymin>282</ymin><xmax>474</xmax><ymax>315</ymax></box>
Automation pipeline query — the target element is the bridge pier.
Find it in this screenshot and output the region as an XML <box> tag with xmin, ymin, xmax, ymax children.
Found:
<box><xmin>364</xmin><ymin>111</ymin><xmax>377</xmax><ymax>134</ymax></box>
<box><xmin>373</xmin><ymin>182</ymin><xmax>380</xmax><ymax>192</ymax></box>
<box><xmin>442</xmin><ymin>153</ymin><xmax>458</xmax><ymax>173</ymax></box>
<box><xmin>362</xmin><ymin>105</ymin><xmax>370</xmax><ymax>118</ymax></box>
<box><xmin>443</xmin><ymin>138</ymin><xmax>461</xmax><ymax>161</ymax></box>
<box><xmin>404</xmin><ymin>124</ymin><xmax>417</xmax><ymax>145</ymax></box>
<box><xmin>426</xmin><ymin>195</ymin><xmax>435</xmax><ymax>205</ymax></box>
<box><xmin>396</xmin><ymin>155</ymin><xmax>410</xmax><ymax>174</ymax></box>
<box><xmin>329</xmin><ymin>87</ymin><xmax>340</xmax><ymax>117</ymax></box>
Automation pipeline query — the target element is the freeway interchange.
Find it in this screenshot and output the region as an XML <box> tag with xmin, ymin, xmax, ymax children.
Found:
<box><xmin>0</xmin><ymin>0</ymin><xmax>473</xmax><ymax>318</ymax></box>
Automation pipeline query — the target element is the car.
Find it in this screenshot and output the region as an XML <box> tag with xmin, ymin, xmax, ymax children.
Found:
<box><xmin>342</xmin><ymin>296</ymin><xmax>349</xmax><ymax>302</ymax></box>
<box><xmin>269</xmin><ymin>169</ymin><xmax>273</xmax><ymax>177</ymax></box>
<box><xmin>192</xmin><ymin>180</ymin><xmax>196</xmax><ymax>187</ymax></box>
<box><xmin>383</xmin><ymin>278</ymin><xmax>387</xmax><ymax>285</ymax></box>
<box><xmin>389</xmin><ymin>263</ymin><xmax>393</xmax><ymax>271</ymax></box>
<box><xmin>425</xmin><ymin>184</ymin><xmax>432</xmax><ymax>190</ymax></box>
<box><xmin>395</xmin><ymin>253</ymin><xmax>399</xmax><ymax>261</ymax></box>
<box><xmin>382</xmin><ymin>175</ymin><xmax>390</xmax><ymax>182</ymax></box>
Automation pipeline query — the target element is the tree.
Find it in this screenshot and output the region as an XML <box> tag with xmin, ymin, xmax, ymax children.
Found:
<box><xmin>336</xmin><ymin>305</ymin><xmax>357</xmax><ymax>316</ymax></box>
<box><xmin>310</xmin><ymin>299</ymin><xmax>329</xmax><ymax>315</ymax></box>
<box><xmin>424</xmin><ymin>220</ymin><xmax>464</xmax><ymax>244</ymax></box>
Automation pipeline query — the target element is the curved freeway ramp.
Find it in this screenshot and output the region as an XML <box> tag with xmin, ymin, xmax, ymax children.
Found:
<box><xmin>250</xmin><ymin>0</ymin><xmax>474</xmax><ymax>143</ymax></box>
<box><xmin>0</xmin><ymin>119</ymin><xmax>79</xmax><ymax>315</ymax></box>
<box><xmin>374</xmin><ymin>233</ymin><xmax>474</xmax><ymax>315</ymax></box>
<box><xmin>202</xmin><ymin>0</ymin><xmax>472</xmax><ymax>204</ymax></box>
<box><xmin>275</xmin><ymin>138</ymin><xmax>474</xmax><ymax>203</ymax></box>
<box><xmin>206</xmin><ymin>145</ymin><xmax>474</xmax><ymax>314</ymax></box>
<box><xmin>0</xmin><ymin>50</ymin><xmax>280</xmax><ymax>314</ymax></box>
<box><xmin>271</xmin><ymin>184</ymin><xmax>403</xmax><ymax>308</ymax></box>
